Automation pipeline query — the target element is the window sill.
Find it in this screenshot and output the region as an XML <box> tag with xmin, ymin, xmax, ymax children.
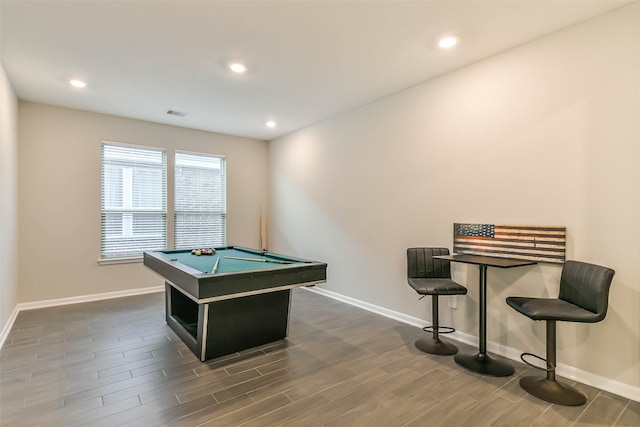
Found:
<box><xmin>98</xmin><ymin>257</ymin><xmax>143</xmax><ymax>266</ymax></box>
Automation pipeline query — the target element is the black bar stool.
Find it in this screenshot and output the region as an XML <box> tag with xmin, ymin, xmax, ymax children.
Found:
<box><xmin>506</xmin><ymin>260</ymin><xmax>615</xmax><ymax>406</ymax></box>
<box><xmin>407</xmin><ymin>247</ymin><xmax>467</xmax><ymax>355</ymax></box>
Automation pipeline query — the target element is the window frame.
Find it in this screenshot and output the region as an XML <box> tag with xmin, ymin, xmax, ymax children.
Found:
<box><xmin>174</xmin><ymin>150</ymin><xmax>227</xmax><ymax>250</ymax></box>
<box><xmin>99</xmin><ymin>143</ymin><xmax>228</xmax><ymax>265</ymax></box>
<box><xmin>99</xmin><ymin>141</ymin><xmax>168</xmax><ymax>264</ymax></box>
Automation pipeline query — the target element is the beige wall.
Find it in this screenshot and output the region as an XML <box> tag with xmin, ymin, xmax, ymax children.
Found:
<box><xmin>0</xmin><ymin>63</ymin><xmax>19</xmax><ymax>333</ymax></box>
<box><xmin>269</xmin><ymin>3</ymin><xmax>640</xmax><ymax>397</ymax></box>
<box><xmin>18</xmin><ymin>102</ymin><xmax>268</xmax><ymax>302</ymax></box>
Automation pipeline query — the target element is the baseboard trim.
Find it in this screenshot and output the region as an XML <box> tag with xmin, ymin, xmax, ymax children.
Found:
<box><xmin>305</xmin><ymin>286</ymin><xmax>427</xmax><ymax>329</ymax></box>
<box><xmin>304</xmin><ymin>286</ymin><xmax>640</xmax><ymax>403</ymax></box>
<box><xmin>0</xmin><ymin>305</ymin><xmax>20</xmax><ymax>350</ymax></box>
<box><xmin>0</xmin><ymin>286</ymin><xmax>164</xmax><ymax>349</ymax></box>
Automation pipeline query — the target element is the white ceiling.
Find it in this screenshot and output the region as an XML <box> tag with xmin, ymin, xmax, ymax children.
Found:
<box><xmin>0</xmin><ymin>0</ymin><xmax>631</xmax><ymax>140</ymax></box>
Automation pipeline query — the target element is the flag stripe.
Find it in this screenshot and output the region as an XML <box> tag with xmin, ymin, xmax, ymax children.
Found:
<box><xmin>455</xmin><ymin>237</ymin><xmax>566</xmax><ymax>246</ymax></box>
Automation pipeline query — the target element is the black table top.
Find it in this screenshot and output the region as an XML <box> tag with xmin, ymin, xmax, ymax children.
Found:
<box><xmin>433</xmin><ymin>253</ymin><xmax>537</xmax><ymax>268</ymax></box>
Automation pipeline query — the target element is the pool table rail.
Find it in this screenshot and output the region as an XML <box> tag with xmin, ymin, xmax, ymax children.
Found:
<box><xmin>143</xmin><ymin>246</ymin><xmax>327</xmax><ymax>303</ymax></box>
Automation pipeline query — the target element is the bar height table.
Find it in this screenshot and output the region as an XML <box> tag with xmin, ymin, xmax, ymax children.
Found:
<box><xmin>434</xmin><ymin>254</ymin><xmax>537</xmax><ymax>377</ymax></box>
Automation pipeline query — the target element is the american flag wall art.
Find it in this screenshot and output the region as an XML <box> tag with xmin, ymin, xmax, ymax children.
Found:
<box><xmin>453</xmin><ymin>223</ymin><xmax>566</xmax><ymax>264</ymax></box>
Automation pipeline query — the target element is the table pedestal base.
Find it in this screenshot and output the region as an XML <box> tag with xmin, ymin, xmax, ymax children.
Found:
<box><xmin>454</xmin><ymin>352</ymin><xmax>514</xmax><ymax>377</ymax></box>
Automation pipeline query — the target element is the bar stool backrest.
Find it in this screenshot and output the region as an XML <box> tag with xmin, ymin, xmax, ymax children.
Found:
<box><xmin>558</xmin><ymin>260</ymin><xmax>615</xmax><ymax>321</ymax></box>
<box><xmin>407</xmin><ymin>247</ymin><xmax>451</xmax><ymax>279</ymax></box>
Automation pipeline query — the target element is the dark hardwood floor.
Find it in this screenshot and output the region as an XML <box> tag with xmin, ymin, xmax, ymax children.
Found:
<box><xmin>1</xmin><ymin>289</ymin><xmax>638</xmax><ymax>426</ymax></box>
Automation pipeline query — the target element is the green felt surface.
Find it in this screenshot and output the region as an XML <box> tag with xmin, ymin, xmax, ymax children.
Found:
<box><xmin>160</xmin><ymin>247</ymin><xmax>304</xmax><ymax>274</ymax></box>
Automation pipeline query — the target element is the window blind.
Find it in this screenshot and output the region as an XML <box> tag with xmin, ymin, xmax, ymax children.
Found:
<box><xmin>174</xmin><ymin>151</ymin><xmax>226</xmax><ymax>249</ymax></box>
<box><xmin>101</xmin><ymin>143</ymin><xmax>167</xmax><ymax>259</ymax></box>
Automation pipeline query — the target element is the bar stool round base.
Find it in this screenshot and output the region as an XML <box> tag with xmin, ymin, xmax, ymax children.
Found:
<box><xmin>454</xmin><ymin>352</ymin><xmax>514</xmax><ymax>377</ymax></box>
<box><xmin>520</xmin><ymin>376</ymin><xmax>586</xmax><ymax>406</ymax></box>
<box><xmin>415</xmin><ymin>338</ymin><xmax>458</xmax><ymax>355</ymax></box>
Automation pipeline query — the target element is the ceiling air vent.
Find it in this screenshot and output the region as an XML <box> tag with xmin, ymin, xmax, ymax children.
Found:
<box><xmin>166</xmin><ymin>110</ymin><xmax>186</xmax><ymax>117</ymax></box>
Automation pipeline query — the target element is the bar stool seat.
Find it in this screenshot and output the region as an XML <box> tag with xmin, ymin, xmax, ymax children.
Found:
<box><xmin>506</xmin><ymin>297</ymin><xmax>602</xmax><ymax>322</ymax></box>
<box><xmin>407</xmin><ymin>247</ymin><xmax>467</xmax><ymax>355</ymax></box>
<box><xmin>506</xmin><ymin>260</ymin><xmax>615</xmax><ymax>406</ymax></box>
<box><xmin>408</xmin><ymin>277</ymin><xmax>468</xmax><ymax>295</ymax></box>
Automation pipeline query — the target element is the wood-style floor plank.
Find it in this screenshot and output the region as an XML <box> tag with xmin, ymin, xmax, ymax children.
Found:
<box><xmin>0</xmin><ymin>289</ymin><xmax>636</xmax><ymax>426</ymax></box>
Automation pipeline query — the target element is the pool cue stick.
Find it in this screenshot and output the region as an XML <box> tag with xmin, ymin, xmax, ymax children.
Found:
<box><xmin>211</xmin><ymin>257</ymin><xmax>220</xmax><ymax>274</ymax></box>
<box><xmin>265</xmin><ymin>214</ymin><xmax>269</xmax><ymax>251</ymax></box>
<box><xmin>223</xmin><ymin>255</ymin><xmax>293</xmax><ymax>264</ymax></box>
<box><xmin>259</xmin><ymin>206</ymin><xmax>263</xmax><ymax>250</ymax></box>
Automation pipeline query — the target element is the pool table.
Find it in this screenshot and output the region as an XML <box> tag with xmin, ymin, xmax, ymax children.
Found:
<box><xmin>143</xmin><ymin>246</ymin><xmax>327</xmax><ymax>361</ymax></box>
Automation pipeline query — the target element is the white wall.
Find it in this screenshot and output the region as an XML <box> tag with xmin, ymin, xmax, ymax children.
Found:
<box><xmin>269</xmin><ymin>3</ymin><xmax>640</xmax><ymax>397</ymax></box>
<box><xmin>18</xmin><ymin>102</ymin><xmax>268</xmax><ymax>303</ymax></box>
<box><xmin>0</xmin><ymin>63</ymin><xmax>19</xmax><ymax>335</ymax></box>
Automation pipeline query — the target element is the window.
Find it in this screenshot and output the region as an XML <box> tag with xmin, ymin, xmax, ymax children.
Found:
<box><xmin>174</xmin><ymin>151</ymin><xmax>226</xmax><ymax>249</ymax></box>
<box><xmin>101</xmin><ymin>143</ymin><xmax>167</xmax><ymax>259</ymax></box>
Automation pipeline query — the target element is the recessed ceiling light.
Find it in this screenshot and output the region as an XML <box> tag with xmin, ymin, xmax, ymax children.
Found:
<box><xmin>69</xmin><ymin>79</ymin><xmax>87</xmax><ymax>88</ymax></box>
<box><xmin>228</xmin><ymin>62</ymin><xmax>248</xmax><ymax>73</ymax></box>
<box><xmin>438</xmin><ymin>35</ymin><xmax>459</xmax><ymax>49</ymax></box>
<box><xmin>266</xmin><ymin>121</ymin><xmax>277</xmax><ymax>128</ymax></box>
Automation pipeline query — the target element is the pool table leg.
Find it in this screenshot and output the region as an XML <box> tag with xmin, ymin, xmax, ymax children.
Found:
<box><xmin>199</xmin><ymin>304</ymin><xmax>208</xmax><ymax>361</ymax></box>
<box><xmin>286</xmin><ymin>289</ymin><xmax>292</xmax><ymax>337</ymax></box>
